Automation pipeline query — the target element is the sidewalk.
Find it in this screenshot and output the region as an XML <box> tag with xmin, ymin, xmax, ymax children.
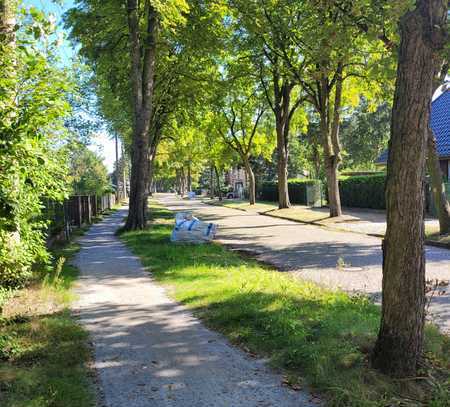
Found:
<box><xmin>73</xmin><ymin>207</ymin><xmax>314</xmax><ymax>407</ymax></box>
<box><xmin>159</xmin><ymin>194</ymin><xmax>450</xmax><ymax>334</ymax></box>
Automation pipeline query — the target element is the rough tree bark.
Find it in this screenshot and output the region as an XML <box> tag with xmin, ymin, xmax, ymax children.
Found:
<box><xmin>372</xmin><ymin>0</ymin><xmax>448</xmax><ymax>377</ymax></box>
<box><xmin>124</xmin><ymin>0</ymin><xmax>158</xmax><ymax>231</ymax></box>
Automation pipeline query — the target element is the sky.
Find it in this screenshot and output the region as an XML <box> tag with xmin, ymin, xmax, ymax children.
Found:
<box><xmin>28</xmin><ymin>0</ymin><xmax>119</xmax><ymax>172</ymax></box>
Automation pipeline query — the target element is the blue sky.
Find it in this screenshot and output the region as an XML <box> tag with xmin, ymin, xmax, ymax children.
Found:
<box><xmin>27</xmin><ymin>0</ymin><xmax>118</xmax><ymax>172</ymax></box>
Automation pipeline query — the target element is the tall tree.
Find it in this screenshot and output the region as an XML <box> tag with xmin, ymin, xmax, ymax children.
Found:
<box><xmin>124</xmin><ymin>0</ymin><xmax>159</xmax><ymax>230</ymax></box>
<box><xmin>372</xmin><ymin>0</ymin><xmax>448</xmax><ymax>377</ymax></box>
<box><xmin>213</xmin><ymin>86</ymin><xmax>270</xmax><ymax>205</ymax></box>
<box><xmin>229</xmin><ymin>0</ymin><xmax>306</xmax><ymax>208</ymax></box>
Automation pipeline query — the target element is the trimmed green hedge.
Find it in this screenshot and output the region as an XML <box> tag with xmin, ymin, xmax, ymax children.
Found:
<box><xmin>259</xmin><ymin>175</ymin><xmax>386</xmax><ymax>209</ymax></box>
<box><xmin>338</xmin><ymin>174</ymin><xmax>386</xmax><ymax>209</ymax></box>
<box><xmin>259</xmin><ymin>179</ymin><xmax>320</xmax><ymax>205</ymax></box>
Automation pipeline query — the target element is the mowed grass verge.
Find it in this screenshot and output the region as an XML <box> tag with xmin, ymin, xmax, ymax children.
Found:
<box><xmin>0</xmin><ymin>234</ymin><xmax>95</xmax><ymax>407</ymax></box>
<box><xmin>121</xmin><ymin>204</ymin><xmax>450</xmax><ymax>406</ymax></box>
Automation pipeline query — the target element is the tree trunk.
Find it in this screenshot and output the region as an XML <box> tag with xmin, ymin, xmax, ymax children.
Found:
<box><xmin>124</xmin><ymin>1</ymin><xmax>158</xmax><ymax>231</ymax></box>
<box><xmin>427</xmin><ymin>131</ymin><xmax>450</xmax><ymax>233</ymax></box>
<box><xmin>187</xmin><ymin>162</ymin><xmax>192</xmax><ymax>192</ymax></box>
<box><xmin>147</xmin><ymin>140</ymin><xmax>158</xmax><ymax>197</ymax></box>
<box><xmin>121</xmin><ymin>143</ymin><xmax>127</xmax><ymax>198</ymax></box>
<box><xmin>372</xmin><ymin>0</ymin><xmax>447</xmax><ymax>377</ymax></box>
<box><xmin>325</xmin><ymin>156</ymin><xmax>341</xmax><ymax>216</ymax></box>
<box><xmin>276</xmin><ymin>127</ymin><xmax>290</xmax><ymax>209</ymax></box>
<box><xmin>115</xmin><ymin>133</ymin><xmax>120</xmax><ymax>201</ymax></box>
<box><xmin>319</xmin><ymin>68</ymin><xmax>343</xmax><ymax>218</ymax></box>
<box><xmin>244</xmin><ymin>160</ymin><xmax>256</xmax><ymax>205</ymax></box>
<box><xmin>0</xmin><ymin>0</ymin><xmax>15</xmax><ymax>45</ymax></box>
<box><xmin>209</xmin><ymin>166</ymin><xmax>215</xmax><ymax>198</ymax></box>
<box><xmin>214</xmin><ymin>165</ymin><xmax>222</xmax><ymax>201</ymax></box>
<box><xmin>180</xmin><ymin>167</ymin><xmax>186</xmax><ymax>197</ymax></box>
<box><xmin>275</xmin><ymin>83</ymin><xmax>292</xmax><ymax>209</ymax></box>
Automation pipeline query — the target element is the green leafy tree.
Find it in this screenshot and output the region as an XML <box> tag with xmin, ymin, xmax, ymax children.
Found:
<box><xmin>229</xmin><ymin>0</ymin><xmax>307</xmax><ymax>208</ymax></box>
<box><xmin>340</xmin><ymin>100</ymin><xmax>391</xmax><ymax>169</ymax></box>
<box><xmin>210</xmin><ymin>75</ymin><xmax>274</xmax><ymax>204</ymax></box>
<box><xmin>68</xmin><ymin>143</ymin><xmax>110</xmax><ymax>196</ymax></box>
<box><xmin>0</xmin><ymin>2</ymin><xmax>70</xmax><ymax>287</ymax></box>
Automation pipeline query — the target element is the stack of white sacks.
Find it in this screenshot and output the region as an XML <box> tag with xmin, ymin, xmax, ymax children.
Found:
<box><xmin>170</xmin><ymin>212</ymin><xmax>218</xmax><ymax>243</ymax></box>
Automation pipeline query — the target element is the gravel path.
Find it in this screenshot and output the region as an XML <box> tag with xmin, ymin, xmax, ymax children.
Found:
<box><xmin>157</xmin><ymin>194</ymin><xmax>450</xmax><ymax>334</ymax></box>
<box><xmin>73</xmin><ymin>208</ymin><xmax>315</xmax><ymax>407</ymax></box>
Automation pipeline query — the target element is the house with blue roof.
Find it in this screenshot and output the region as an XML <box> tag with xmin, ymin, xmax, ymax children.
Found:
<box><xmin>376</xmin><ymin>87</ymin><xmax>450</xmax><ymax>179</ymax></box>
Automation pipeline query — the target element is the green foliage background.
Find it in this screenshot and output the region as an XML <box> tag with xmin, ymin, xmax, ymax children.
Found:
<box><xmin>0</xmin><ymin>5</ymin><xmax>71</xmax><ymax>287</ymax></box>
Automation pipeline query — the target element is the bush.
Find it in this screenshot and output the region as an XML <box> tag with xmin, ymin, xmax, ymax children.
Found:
<box><xmin>338</xmin><ymin>174</ymin><xmax>386</xmax><ymax>209</ymax></box>
<box><xmin>259</xmin><ymin>179</ymin><xmax>320</xmax><ymax>205</ymax></box>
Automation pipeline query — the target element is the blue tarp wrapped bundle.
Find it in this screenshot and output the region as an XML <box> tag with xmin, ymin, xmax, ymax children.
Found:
<box><xmin>170</xmin><ymin>212</ymin><xmax>218</xmax><ymax>243</ymax></box>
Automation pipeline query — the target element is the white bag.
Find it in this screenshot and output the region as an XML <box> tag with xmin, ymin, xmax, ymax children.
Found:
<box><xmin>170</xmin><ymin>212</ymin><xmax>217</xmax><ymax>243</ymax></box>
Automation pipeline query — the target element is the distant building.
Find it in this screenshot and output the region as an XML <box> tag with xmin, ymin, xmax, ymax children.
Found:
<box><xmin>376</xmin><ymin>86</ymin><xmax>450</xmax><ymax>179</ymax></box>
<box><xmin>225</xmin><ymin>167</ymin><xmax>247</xmax><ymax>198</ymax></box>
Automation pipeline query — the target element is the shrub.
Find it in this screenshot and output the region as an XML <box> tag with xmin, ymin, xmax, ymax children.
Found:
<box><xmin>338</xmin><ymin>174</ymin><xmax>386</xmax><ymax>209</ymax></box>
<box><xmin>0</xmin><ymin>12</ymin><xmax>70</xmax><ymax>288</ymax></box>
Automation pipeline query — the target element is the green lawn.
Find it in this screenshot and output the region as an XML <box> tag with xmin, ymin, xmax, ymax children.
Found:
<box><xmin>426</xmin><ymin>226</ymin><xmax>450</xmax><ymax>248</ymax></box>
<box><xmin>206</xmin><ymin>198</ymin><xmax>331</xmax><ymax>222</ymax></box>
<box><xmin>0</xmin><ymin>236</ymin><xmax>95</xmax><ymax>407</ymax></box>
<box><xmin>121</xmin><ymin>204</ymin><xmax>450</xmax><ymax>407</ymax></box>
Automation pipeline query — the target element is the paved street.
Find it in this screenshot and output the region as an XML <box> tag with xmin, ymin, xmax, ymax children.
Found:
<box><xmin>158</xmin><ymin>194</ymin><xmax>450</xmax><ymax>334</ymax></box>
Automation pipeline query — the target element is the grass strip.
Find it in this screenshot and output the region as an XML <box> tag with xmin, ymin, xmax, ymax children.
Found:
<box><xmin>121</xmin><ymin>203</ymin><xmax>450</xmax><ymax>407</ymax></box>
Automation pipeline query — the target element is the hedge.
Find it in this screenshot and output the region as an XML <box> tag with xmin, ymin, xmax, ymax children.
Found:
<box><xmin>259</xmin><ymin>175</ymin><xmax>386</xmax><ymax>209</ymax></box>
<box><xmin>338</xmin><ymin>174</ymin><xmax>386</xmax><ymax>209</ymax></box>
<box><xmin>259</xmin><ymin>179</ymin><xmax>320</xmax><ymax>205</ymax></box>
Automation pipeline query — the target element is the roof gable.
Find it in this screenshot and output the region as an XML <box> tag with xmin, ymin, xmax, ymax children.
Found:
<box><xmin>431</xmin><ymin>89</ymin><xmax>450</xmax><ymax>158</ymax></box>
<box><xmin>376</xmin><ymin>88</ymin><xmax>450</xmax><ymax>164</ymax></box>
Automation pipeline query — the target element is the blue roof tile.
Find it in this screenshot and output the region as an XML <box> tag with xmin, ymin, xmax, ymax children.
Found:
<box><xmin>376</xmin><ymin>88</ymin><xmax>450</xmax><ymax>164</ymax></box>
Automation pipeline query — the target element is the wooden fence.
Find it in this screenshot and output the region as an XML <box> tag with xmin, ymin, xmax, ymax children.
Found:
<box><xmin>42</xmin><ymin>193</ymin><xmax>117</xmax><ymax>244</ymax></box>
